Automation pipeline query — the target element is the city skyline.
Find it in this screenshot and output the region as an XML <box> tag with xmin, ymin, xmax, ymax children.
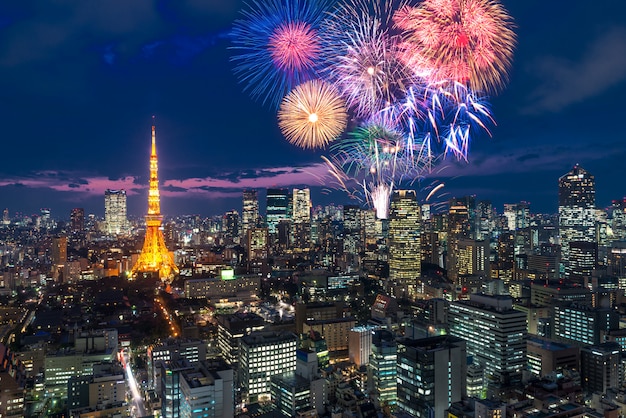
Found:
<box><xmin>0</xmin><ymin>1</ymin><xmax>625</xmax><ymax>217</ymax></box>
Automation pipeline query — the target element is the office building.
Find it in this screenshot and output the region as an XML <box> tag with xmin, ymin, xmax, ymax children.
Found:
<box><xmin>388</xmin><ymin>190</ymin><xmax>421</xmax><ymax>299</ymax></box>
<box><xmin>292</xmin><ymin>188</ymin><xmax>312</xmax><ymax>250</ymax></box>
<box><xmin>70</xmin><ymin>207</ymin><xmax>85</xmax><ymax>233</ymax></box>
<box><xmin>553</xmin><ymin>303</ymin><xmax>619</xmax><ymax>346</ymax></box>
<box><xmin>449</xmin><ymin>294</ymin><xmax>526</xmax><ymax>394</ymax></box>
<box><xmin>343</xmin><ymin>204</ymin><xmax>362</xmax><ymax>268</ymax></box>
<box><xmin>526</xmin><ymin>337</ymin><xmax>580</xmax><ymax>378</ymax></box>
<box><xmin>104</xmin><ymin>189</ymin><xmax>128</xmax><ymax>235</ymax></box>
<box><xmin>222</xmin><ymin>210</ymin><xmax>240</xmax><ymax>244</ymax></box>
<box><xmin>242</xmin><ymin>189</ymin><xmax>259</xmax><ymax>238</ymax></box>
<box><xmin>580</xmin><ymin>342</ymin><xmax>621</xmax><ymax>394</ymax></box>
<box><xmin>368</xmin><ymin>329</ymin><xmax>397</xmax><ymax>408</ymax></box>
<box><xmin>266</xmin><ymin>188</ymin><xmax>290</xmax><ymax>235</ymax></box>
<box><xmin>447</xmin><ymin>197</ymin><xmax>473</xmax><ymax>284</ymax></box>
<box><xmin>349</xmin><ymin>326</ymin><xmax>377</xmax><ymax>367</ymax></box>
<box><xmin>238</xmin><ymin>332</ymin><xmax>297</xmax><ymax>404</ymax></box>
<box><xmin>216</xmin><ymin>312</ymin><xmax>265</xmax><ymax>366</ymax></box>
<box><xmin>558</xmin><ymin>165</ymin><xmax>596</xmax><ymax>280</ymax></box>
<box><xmin>160</xmin><ymin>359</ymin><xmax>234</xmax><ymax>418</ymax></box>
<box><xmin>270</xmin><ymin>372</ymin><xmax>312</xmax><ymax>417</ymax></box>
<box><xmin>246</xmin><ymin>227</ymin><xmax>269</xmax><ymax>274</ymax></box>
<box><xmin>396</xmin><ymin>335</ymin><xmax>467</xmax><ymax>418</ymax></box>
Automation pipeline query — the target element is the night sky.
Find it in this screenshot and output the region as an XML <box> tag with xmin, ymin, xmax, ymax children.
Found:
<box><xmin>0</xmin><ymin>1</ymin><xmax>625</xmax><ymax>219</ymax></box>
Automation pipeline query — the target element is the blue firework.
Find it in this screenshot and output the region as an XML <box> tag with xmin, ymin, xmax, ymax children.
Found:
<box><xmin>230</xmin><ymin>0</ymin><xmax>333</xmax><ymax>108</ymax></box>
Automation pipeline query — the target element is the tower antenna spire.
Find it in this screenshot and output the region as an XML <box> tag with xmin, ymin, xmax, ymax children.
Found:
<box><xmin>132</xmin><ymin>119</ymin><xmax>179</xmax><ymax>281</ymax></box>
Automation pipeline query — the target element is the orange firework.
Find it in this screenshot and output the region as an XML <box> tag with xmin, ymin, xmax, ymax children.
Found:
<box><xmin>277</xmin><ymin>80</ymin><xmax>348</xmax><ymax>149</ymax></box>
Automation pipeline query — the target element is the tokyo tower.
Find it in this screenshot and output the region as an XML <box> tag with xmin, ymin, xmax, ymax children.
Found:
<box><xmin>132</xmin><ymin>119</ymin><xmax>179</xmax><ymax>280</ymax></box>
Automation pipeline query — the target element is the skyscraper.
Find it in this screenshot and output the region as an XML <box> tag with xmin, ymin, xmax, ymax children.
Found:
<box><xmin>447</xmin><ymin>197</ymin><xmax>472</xmax><ymax>284</ymax></box>
<box><xmin>70</xmin><ymin>208</ymin><xmax>85</xmax><ymax>233</ymax></box>
<box><xmin>292</xmin><ymin>188</ymin><xmax>312</xmax><ymax>251</ymax></box>
<box><xmin>266</xmin><ymin>188</ymin><xmax>289</xmax><ymax>235</ymax></box>
<box><xmin>448</xmin><ymin>293</ymin><xmax>526</xmax><ymax>396</ymax></box>
<box><xmin>368</xmin><ymin>329</ymin><xmax>397</xmax><ymax>409</ymax></box>
<box><xmin>241</xmin><ymin>189</ymin><xmax>259</xmax><ymax>239</ymax></box>
<box><xmin>343</xmin><ymin>205</ymin><xmax>362</xmax><ymax>268</ymax></box>
<box><xmin>396</xmin><ymin>336</ymin><xmax>467</xmax><ymax>418</ymax></box>
<box><xmin>104</xmin><ymin>189</ymin><xmax>128</xmax><ymax>235</ymax></box>
<box><xmin>558</xmin><ymin>165</ymin><xmax>596</xmax><ymax>280</ymax></box>
<box><xmin>388</xmin><ymin>190</ymin><xmax>421</xmax><ymax>299</ymax></box>
<box><xmin>132</xmin><ymin>121</ymin><xmax>179</xmax><ymax>280</ymax></box>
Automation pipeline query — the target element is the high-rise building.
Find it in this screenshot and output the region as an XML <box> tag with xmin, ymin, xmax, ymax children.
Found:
<box><xmin>558</xmin><ymin>165</ymin><xmax>596</xmax><ymax>280</ymax></box>
<box><xmin>246</xmin><ymin>227</ymin><xmax>269</xmax><ymax>274</ymax></box>
<box><xmin>448</xmin><ymin>294</ymin><xmax>526</xmax><ymax>395</ymax></box>
<box><xmin>70</xmin><ymin>208</ymin><xmax>85</xmax><ymax>233</ymax></box>
<box><xmin>553</xmin><ymin>303</ymin><xmax>618</xmax><ymax>346</ymax></box>
<box><xmin>238</xmin><ymin>332</ymin><xmax>297</xmax><ymax>404</ymax></box>
<box><xmin>447</xmin><ymin>197</ymin><xmax>473</xmax><ymax>284</ymax></box>
<box><xmin>159</xmin><ymin>359</ymin><xmax>234</xmax><ymax>418</ymax></box>
<box><xmin>368</xmin><ymin>330</ymin><xmax>397</xmax><ymax>409</ymax></box>
<box><xmin>456</xmin><ymin>238</ymin><xmax>490</xmax><ymax>279</ymax></box>
<box><xmin>51</xmin><ymin>236</ymin><xmax>67</xmax><ymax>266</ymax></box>
<box><xmin>132</xmin><ymin>121</ymin><xmax>179</xmax><ymax>280</ymax></box>
<box><xmin>292</xmin><ymin>188</ymin><xmax>311</xmax><ymax>223</ymax></box>
<box><xmin>217</xmin><ymin>312</ymin><xmax>265</xmax><ymax>367</ymax></box>
<box><xmin>242</xmin><ymin>189</ymin><xmax>259</xmax><ymax>238</ymax></box>
<box><xmin>396</xmin><ymin>336</ymin><xmax>467</xmax><ymax>418</ymax></box>
<box><xmin>292</xmin><ymin>188</ymin><xmax>312</xmax><ymax>250</ymax></box>
<box><xmin>266</xmin><ymin>188</ymin><xmax>290</xmax><ymax>235</ymax></box>
<box><xmin>104</xmin><ymin>189</ymin><xmax>128</xmax><ymax>235</ymax></box>
<box><xmin>388</xmin><ymin>190</ymin><xmax>421</xmax><ymax>300</ymax></box>
<box><xmin>349</xmin><ymin>326</ymin><xmax>377</xmax><ymax>367</ymax></box>
<box><xmin>580</xmin><ymin>342</ymin><xmax>621</xmax><ymax>394</ymax></box>
<box><xmin>222</xmin><ymin>210</ymin><xmax>240</xmax><ymax>244</ymax></box>
<box><xmin>343</xmin><ymin>205</ymin><xmax>362</xmax><ymax>268</ymax></box>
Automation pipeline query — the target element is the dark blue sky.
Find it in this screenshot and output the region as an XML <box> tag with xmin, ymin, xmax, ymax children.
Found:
<box><xmin>0</xmin><ymin>0</ymin><xmax>625</xmax><ymax>219</ymax></box>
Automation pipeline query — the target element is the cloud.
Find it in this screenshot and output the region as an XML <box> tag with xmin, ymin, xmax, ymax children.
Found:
<box><xmin>0</xmin><ymin>163</ymin><xmax>334</xmax><ymax>199</ymax></box>
<box><xmin>525</xmin><ymin>27</ymin><xmax>626</xmax><ymax>113</ymax></box>
<box><xmin>163</xmin><ymin>164</ymin><xmax>332</xmax><ymax>194</ymax></box>
<box><xmin>0</xmin><ymin>172</ymin><xmax>141</xmax><ymax>196</ymax></box>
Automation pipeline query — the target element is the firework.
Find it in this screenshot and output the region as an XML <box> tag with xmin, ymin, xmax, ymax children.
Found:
<box><xmin>328</xmin><ymin>118</ymin><xmax>415</xmax><ymax>218</ymax></box>
<box><xmin>230</xmin><ymin>0</ymin><xmax>331</xmax><ymax>107</ymax></box>
<box><xmin>320</xmin><ymin>0</ymin><xmax>413</xmax><ymax>117</ymax></box>
<box><xmin>278</xmin><ymin>80</ymin><xmax>348</xmax><ymax>149</ymax></box>
<box><xmin>394</xmin><ymin>0</ymin><xmax>516</xmax><ymax>94</ymax></box>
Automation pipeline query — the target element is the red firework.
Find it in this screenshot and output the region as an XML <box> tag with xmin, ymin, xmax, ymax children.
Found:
<box><xmin>268</xmin><ymin>21</ymin><xmax>321</xmax><ymax>73</ymax></box>
<box><xmin>393</xmin><ymin>0</ymin><xmax>516</xmax><ymax>94</ymax></box>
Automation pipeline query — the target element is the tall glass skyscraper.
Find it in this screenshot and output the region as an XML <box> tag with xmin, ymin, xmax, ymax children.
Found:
<box><xmin>242</xmin><ymin>189</ymin><xmax>259</xmax><ymax>237</ymax></box>
<box><xmin>104</xmin><ymin>189</ymin><xmax>128</xmax><ymax>235</ymax></box>
<box><xmin>388</xmin><ymin>190</ymin><xmax>421</xmax><ymax>299</ymax></box>
<box><xmin>558</xmin><ymin>165</ymin><xmax>596</xmax><ymax>280</ymax></box>
<box><xmin>266</xmin><ymin>188</ymin><xmax>289</xmax><ymax>234</ymax></box>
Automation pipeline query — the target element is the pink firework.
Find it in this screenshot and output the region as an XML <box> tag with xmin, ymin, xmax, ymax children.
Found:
<box><xmin>268</xmin><ymin>21</ymin><xmax>321</xmax><ymax>73</ymax></box>
<box><xmin>393</xmin><ymin>0</ymin><xmax>516</xmax><ymax>94</ymax></box>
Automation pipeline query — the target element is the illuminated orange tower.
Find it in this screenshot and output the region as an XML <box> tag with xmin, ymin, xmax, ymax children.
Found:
<box><xmin>132</xmin><ymin>119</ymin><xmax>179</xmax><ymax>281</ymax></box>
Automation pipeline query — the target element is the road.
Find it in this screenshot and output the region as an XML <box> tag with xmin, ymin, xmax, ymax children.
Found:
<box><xmin>123</xmin><ymin>350</ymin><xmax>149</xmax><ymax>417</ymax></box>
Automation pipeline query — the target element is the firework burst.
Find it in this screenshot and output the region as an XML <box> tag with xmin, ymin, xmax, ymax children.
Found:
<box><xmin>321</xmin><ymin>0</ymin><xmax>413</xmax><ymax>117</ymax></box>
<box><xmin>328</xmin><ymin>116</ymin><xmax>422</xmax><ymax>218</ymax></box>
<box><xmin>278</xmin><ymin>80</ymin><xmax>348</xmax><ymax>149</ymax></box>
<box><xmin>394</xmin><ymin>0</ymin><xmax>516</xmax><ymax>94</ymax></box>
<box><xmin>230</xmin><ymin>0</ymin><xmax>332</xmax><ymax>107</ymax></box>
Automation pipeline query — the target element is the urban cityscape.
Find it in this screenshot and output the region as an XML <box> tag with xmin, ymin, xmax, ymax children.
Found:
<box><xmin>1</xmin><ymin>119</ymin><xmax>626</xmax><ymax>418</ymax></box>
<box><xmin>1</xmin><ymin>0</ymin><xmax>626</xmax><ymax>418</ymax></box>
